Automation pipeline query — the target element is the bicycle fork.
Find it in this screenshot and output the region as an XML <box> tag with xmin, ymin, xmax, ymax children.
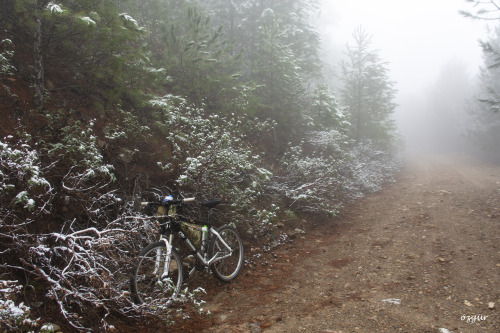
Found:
<box><xmin>156</xmin><ymin>234</ymin><xmax>174</xmax><ymax>279</ymax></box>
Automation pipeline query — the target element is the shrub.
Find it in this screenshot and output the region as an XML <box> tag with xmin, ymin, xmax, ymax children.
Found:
<box><xmin>0</xmin><ymin>39</ymin><xmax>15</xmax><ymax>77</ymax></box>
<box><xmin>347</xmin><ymin>139</ymin><xmax>403</xmax><ymax>197</ymax></box>
<box><xmin>274</xmin><ymin>129</ymin><xmax>351</xmax><ymax>214</ymax></box>
<box><xmin>150</xmin><ymin>95</ymin><xmax>274</xmax><ymax>224</ymax></box>
<box><xmin>0</xmin><ymin>137</ymin><xmax>52</xmax><ymax>223</ymax></box>
<box><xmin>0</xmin><ymin>280</ymin><xmax>39</xmax><ymax>332</ymax></box>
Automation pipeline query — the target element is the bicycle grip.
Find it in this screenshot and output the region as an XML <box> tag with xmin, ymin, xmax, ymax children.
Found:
<box><xmin>183</xmin><ymin>197</ymin><xmax>196</xmax><ymax>203</ymax></box>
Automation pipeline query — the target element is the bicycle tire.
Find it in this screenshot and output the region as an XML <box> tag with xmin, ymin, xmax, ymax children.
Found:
<box><xmin>209</xmin><ymin>225</ymin><xmax>244</xmax><ymax>282</ymax></box>
<box><xmin>130</xmin><ymin>241</ymin><xmax>183</xmax><ymax>307</ymax></box>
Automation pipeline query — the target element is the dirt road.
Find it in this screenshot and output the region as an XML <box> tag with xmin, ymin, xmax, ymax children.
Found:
<box><xmin>176</xmin><ymin>154</ymin><xmax>500</xmax><ymax>332</ymax></box>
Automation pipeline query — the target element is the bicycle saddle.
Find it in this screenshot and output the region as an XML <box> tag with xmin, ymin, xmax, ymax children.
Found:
<box><xmin>200</xmin><ymin>199</ymin><xmax>221</xmax><ymax>208</ymax></box>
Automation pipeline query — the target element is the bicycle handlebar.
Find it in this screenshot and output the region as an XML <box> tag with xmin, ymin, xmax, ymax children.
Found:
<box><xmin>140</xmin><ymin>197</ymin><xmax>196</xmax><ymax>208</ymax></box>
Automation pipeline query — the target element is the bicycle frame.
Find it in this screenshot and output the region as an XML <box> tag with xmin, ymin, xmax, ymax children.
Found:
<box><xmin>157</xmin><ymin>224</ymin><xmax>233</xmax><ymax>279</ymax></box>
<box><xmin>179</xmin><ymin>227</ymin><xmax>233</xmax><ymax>266</ymax></box>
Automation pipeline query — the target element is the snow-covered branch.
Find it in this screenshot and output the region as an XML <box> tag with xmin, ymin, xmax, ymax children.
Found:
<box><xmin>12</xmin><ymin>211</ymin><xmax>158</xmax><ymax>331</ymax></box>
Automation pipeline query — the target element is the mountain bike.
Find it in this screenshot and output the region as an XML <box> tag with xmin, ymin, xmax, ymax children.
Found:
<box><xmin>130</xmin><ymin>196</ymin><xmax>244</xmax><ymax>307</ymax></box>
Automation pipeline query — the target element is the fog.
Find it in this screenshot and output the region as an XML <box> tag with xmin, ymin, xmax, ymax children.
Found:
<box><xmin>317</xmin><ymin>0</ymin><xmax>491</xmax><ymax>156</ymax></box>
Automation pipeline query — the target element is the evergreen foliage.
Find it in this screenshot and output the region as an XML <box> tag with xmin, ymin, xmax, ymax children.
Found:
<box><xmin>0</xmin><ymin>39</ymin><xmax>15</xmax><ymax>76</ymax></box>
<box><xmin>0</xmin><ymin>38</ymin><xmax>15</xmax><ymax>97</ymax></box>
<box><xmin>467</xmin><ymin>24</ymin><xmax>500</xmax><ymax>160</ymax></box>
<box><xmin>340</xmin><ymin>27</ymin><xmax>397</xmax><ymax>145</ymax></box>
<box><xmin>1</xmin><ymin>0</ymin><xmax>148</xmax><ymax>110</ymax></box>
<box><xmin>308</xmin><ymin>84</ymin><xmax>349</xmax><ymax>131</ymax></box>
<box><xmin>460</xmin><ymin>0</ymin><xmax>500</xmax><ymax>21</ymax></box>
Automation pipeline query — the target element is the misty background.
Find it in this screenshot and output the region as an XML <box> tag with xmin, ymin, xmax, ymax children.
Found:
<box><xmin>318</xmin><ymin>0</ymin><xmax>496</xmax><ymax>159</ymax></box>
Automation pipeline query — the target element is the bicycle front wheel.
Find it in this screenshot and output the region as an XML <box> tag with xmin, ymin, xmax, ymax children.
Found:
<box><xmin>131</xmin><ymin>241</ymin><xmax>183</xmax><ymax>307</ymax></box>
<box><xmin>209</xmin><ymin>225</ymin><xmax>244</xmax><ymax>282</ymax></box>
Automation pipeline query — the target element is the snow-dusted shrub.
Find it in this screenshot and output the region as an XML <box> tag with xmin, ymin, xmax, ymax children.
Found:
<box><xmin>347</xmin><ymin>139</ymin><xmax>403</xmax><ymax>196</ymax></box>
<box><xmin>0</xmin><ymin>138</ymin><xmax>52</xmax><ymax>223</ymax></box>
<box><xmin>273</xmin><ymin>129</ymin><xmax>403</xmax><ymax>214</ymax></box>
<box><xmin>39</xmin><ymin>112</ymin><xmax>119</xmax><ymax>226</ymax></box>
<box><xmin>1</xmin><ymin>167</ymin><xmax>198</xmax><ymax>331</ymax></box>
<box><xmin>0</xmin><ymin>280</ymin><xmax>39</xmax><ymax>332</ymax></box>
<box><xmin>0</xmin><ymin>39</ymin><xmax>15</xmax><ymax>76</ymax></box>
<box><xmin>43</xmin><ymin>115</ymin><xmax>114</xmax><ymax>180</ymax></box>
<box><xmin>150</xmin><ymin>95</ymin><xmax>274</xmax><ymax>224</ymax></box>
<box><xmin>0</xmin><ymin>139</ymin><xmax>51</xmax><ymax>329</ymax></box>
<box><xmin>103</xmin><ymin>105</ymin><xmax>151</xmax><ymax>143</ymax></box>
<box><xmin>17</xmin><ymin>211</ymin><xmax>155</xmax><ymax>331</ymax></box>
<box><xmin>274</xmin><ymin>129</ymin><xmax>351</xmax><ymax>214</ymax></box>
<box><xmin>0</xmin><ymin>136</ymin><xmax>149</xmax><ymax>330</ymax></box>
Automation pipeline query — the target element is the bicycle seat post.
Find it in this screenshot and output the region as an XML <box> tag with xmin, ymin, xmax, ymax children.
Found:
<box><xmin>200</xmin><ymin>199</ymin><xmax>221</xmax><ymax>226</ymax></box>
<box><xmin>207</xmin><ymin>207</ymin><xmax>213</xmax><ymax>225</ymax></box>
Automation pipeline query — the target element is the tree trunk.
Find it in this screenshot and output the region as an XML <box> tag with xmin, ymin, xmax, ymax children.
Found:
<box><xmin>34</xmin><ymin>17</ymin><xmax>44</xmax><ymax>111</ymax></box>
<box><xmin>34</xmin><ymin>1</ymin><xmax>46</xmax><ymax>111</ymax></box>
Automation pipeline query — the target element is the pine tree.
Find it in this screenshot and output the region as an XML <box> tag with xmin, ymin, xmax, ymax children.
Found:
<box><xmin>203</xmin><ymin>0</ymin><xmax>322</xmax><ymax>81</ymax></box>
<box><xmin>340</xmin><ymin>27</ymin><xmax>397</xmax><ymax>145</ymax></box>
<box><xmin>308</xmin><ymin>84</ymin><xmax>348</xmax><ymax>131</ymax></box>
<box><xmin>199</xmin><ymin>0</ymin><xmax>324</xmax><ymax>149</ymax></box>
<box><xmin>121</xmin><ymin>0</ymin><xmax>244</xmax><ymax>113</ymax></box>
<box><xmin>251</xmin><ymin>8</ymin><xmax>307</xmax><ymax>149</ymax></box>
<box><xmin>460</xmin><ymin>0</ymin><xmax>500</xmax><ymax>21</ymax></box>
<box><xmin>467</xmin><ymin>24</ymin><xmax>500</xmax><ymax>160</ymax></box>
<box><xmin>1</xmin><ymin>0</ymin><xmax>147</xmax><ymax>110</ymax></box>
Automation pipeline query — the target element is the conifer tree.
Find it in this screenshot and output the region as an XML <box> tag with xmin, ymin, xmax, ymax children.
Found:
<box><xmin>308</xmin><ymin>84</ymin><xmax>348</xmax><ymax>131</ymax></box>
<box><xmin>467</xmin><ymin>24</ymin><xmax>500</xmax><ymax>160</ymax></box>
<box><xmin>1</xmin><ymin>0</ymin><xmax>147</xmax><ymax>110</ymax></box>
<box><xmin>203</xmin><ymin>0</ymin><xmax>322</xmax><ymax>80</ymax></box>
<box><xmin>251</xmin><ymin>8</ymin><xmax>307</xmax><ymax>149</ymax></box>
<box><xmin>340</xmin><ymin>27</ymin><xmax>397</xmax><ymax>145</ymax></box>
<box><xmin>121</xmin><ymin>0</ymin><xmax>244</xmax><ymax>113</ymax></box>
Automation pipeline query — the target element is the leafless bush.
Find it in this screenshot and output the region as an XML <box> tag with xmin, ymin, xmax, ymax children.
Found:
<box><xmin>17</xmin><ymin>213</ymin><xmax>158</xmax><ymax>331</ymax></box>
<box><xmin>1</xmin><ymin>138</ymin><xmax>200</xmax><ymax>331</ymax></box>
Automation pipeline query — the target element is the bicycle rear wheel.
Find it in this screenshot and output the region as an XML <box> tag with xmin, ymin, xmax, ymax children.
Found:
<box><xmin>209</xmin><ymin>225</ymin><xmax>244</xmax><ymax>282</ymax></box>
<box><xmin>130</xmin><ymin>241</ymin><xmax>183</xmax><ymax>307</ymax></box>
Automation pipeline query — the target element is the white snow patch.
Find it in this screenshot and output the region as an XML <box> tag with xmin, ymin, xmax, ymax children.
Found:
<box><xmin>381</xmin><ymin>298</ymin><xmax>401</xmax><ymax>305</ymax></box>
